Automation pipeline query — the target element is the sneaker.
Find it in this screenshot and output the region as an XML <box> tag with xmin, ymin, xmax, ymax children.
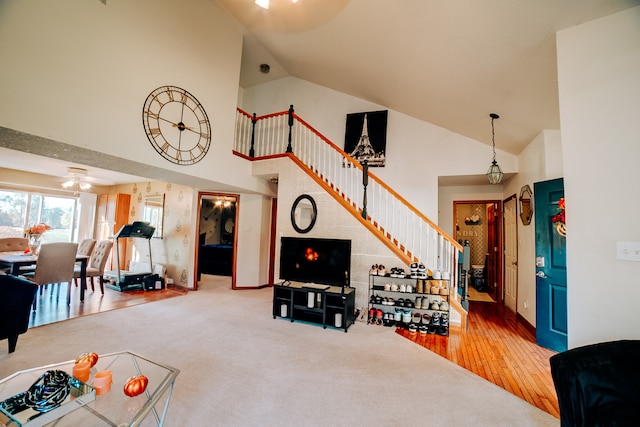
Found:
<box><xmin>414</xmin><ymin>297</ymin><xmax>422</xmax><ymax>309</ymax></box>
<box><xmin>408</xmin><ymin>323</ymin><xmax>418</xmax><ymax>333</ymax></box>
<box><xmin>422</xmin><ymin>312</ymin><xmax>432</xmax><ymax>325</ymax></box>
<box><xmin>441</xmin><ymin>313</ymin><xmax>449</xmax><ymax>327</ymax></box>
<box><xmin>418</xmin><ymin>325</ymin><xmax>428</xmax><ymax>334</ymax></box>
<box><xmin>431</xmin><ymin>312</ymin><xmax>441</xmax><ymax>326</ymax></box>
<box><xmin>412</xmin><ymin>312</ymin><xmax>422</xmax><ymax>323</ymax></box>
<box><xmin>410</xmin><ymin>262</ymin><xmax>419</xmax><ymax>279</ymax></box>
<box><xmin>428</xmin><ymin>325</ymin><xmax>437</xmax><ymax>334</ymax></box>
<box><xmin>378</xmin><ymin>265</ymin><xmax>386</xmax><ymax>276</ymax></box>
<box><xmin>436</xmin><ymin>326</ymin><xmax>448</xmax><ymax>336</ymax></box>
<box><xmin>439</xmin><ymin>301</ymin><xmax>449</xmax><ymax>312</ymax></box>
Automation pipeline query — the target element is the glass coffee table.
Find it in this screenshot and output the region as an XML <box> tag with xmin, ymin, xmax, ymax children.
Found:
<box><xmin>0</xmin><ymin>351</ymin><xmax>179</xmax><ymax>426</ymax></box>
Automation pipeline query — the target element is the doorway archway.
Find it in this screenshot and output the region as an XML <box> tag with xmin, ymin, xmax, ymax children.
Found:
<box><xmin>453</xmin><ymin>200</ymin><xmax>502</xmax><ymax>303</ymax></box>
<box><xmin>196</xmin><ymin>192</ymin><xmax>238</xmax><ymax>288</ymax></box>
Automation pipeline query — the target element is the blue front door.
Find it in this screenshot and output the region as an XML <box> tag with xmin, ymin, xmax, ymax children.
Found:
<box><xmin>534</xmin><ymin>178</ymin><xmax>567</xmax><ymax>352</ymax></box>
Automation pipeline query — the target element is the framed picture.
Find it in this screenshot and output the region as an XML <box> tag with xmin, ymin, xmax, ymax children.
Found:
<box><xmin>344</xmin><ymin>110</ymin><xmax>387</xmax><ymax>167</ymax></box>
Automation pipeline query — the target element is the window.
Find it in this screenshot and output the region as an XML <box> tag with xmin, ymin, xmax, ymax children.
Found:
<box><xmin>0</xmin><ymin>189</ymin><xmax>79</xmax><ymax>242</ymax></box>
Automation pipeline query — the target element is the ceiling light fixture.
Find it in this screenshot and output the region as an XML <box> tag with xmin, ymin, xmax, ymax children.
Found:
<box><xmin>486</xmin><ymin>113</ymin><xmax>503</xmax><ymax>185</ymax></box>
<box><xmin>255</xmin><ymin>0</ymin><xmax>299</xmax><ymax>9</ymax></box>
<box><xmin>62</xmin><ymin>167</ymin><xmax>92</xmax><ymax>194</ymax></box>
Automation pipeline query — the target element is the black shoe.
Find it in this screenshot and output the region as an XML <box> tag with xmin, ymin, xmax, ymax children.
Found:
<box><xmin>437</xmin><ymin>326</ymin><xmax>448</xmax><ymax>336</ymax></box>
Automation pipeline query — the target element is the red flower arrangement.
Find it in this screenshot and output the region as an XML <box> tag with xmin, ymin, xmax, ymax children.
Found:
<box><xmin>24</xmin><ymin>223</ymin><xmax>51</xmax><ymax>236</ymax></box>
<box><xmin>551</xmin><ymin>198</ymin><xmax>565</xmax><ymax>225</ymax></box>
<box><xmin>551</xmin><ymin>198</ymin><xmax>566</xmax><ymax>237</ymax></box>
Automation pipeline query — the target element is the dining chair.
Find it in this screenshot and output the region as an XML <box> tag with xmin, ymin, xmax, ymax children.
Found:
<box><xmin>21</xmin><ymin>242</ymin><xmax>78</xmax><ymax>310</ymax></box>
<box><xmin>74</xmin><ymin>239</ymin><xmax>113</xmax><ymax>294</ymax></box>
<box><xmin>73</xmin><ymin>238</ymin><xmax>96</xmax><ymax>287</ymax></box>
<box><xmin>0</xmin><ymin>237</ymin><xmax>28</xmax><ymax>273</ymax></box>
<box><xmin>0</xmin><ymin>237</ymin><xmax>28</xmax><ymax>253</ymax></box>
<box><xmin>77</xmin><ymin>238</ymin><xmax>96</xmax><ymax>258</ymax></box>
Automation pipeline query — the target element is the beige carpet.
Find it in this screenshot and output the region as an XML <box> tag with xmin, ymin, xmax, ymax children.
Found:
<box><xmin>0</xmin><ymin>276</ymin><xmax>558</xmax><ymax>426</ymax></box>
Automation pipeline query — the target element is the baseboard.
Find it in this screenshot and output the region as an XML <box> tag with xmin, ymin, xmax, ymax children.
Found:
<box><xmin>516</xmin><ymin>312</ymin><xmax>536</xmax><ymax>336</ymax></box>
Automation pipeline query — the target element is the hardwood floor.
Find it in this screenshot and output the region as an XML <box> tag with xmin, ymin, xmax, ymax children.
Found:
<box><xmin>28</xmin><ymin>281</ymin><xmax>187</xmax><ymax>328</ymax></box>
<box><xmin>29</xmin><ymin>279</ymin><xmax>559</xmax><ymax>418</ymax></box>
<box><xmin>396</xmin><ymin>300</ymin><xmax>560</xmax><ymax>418</ymax></box>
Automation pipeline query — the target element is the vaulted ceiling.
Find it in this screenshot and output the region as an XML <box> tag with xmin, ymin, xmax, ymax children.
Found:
<box><xmin>218</xmin><ymin>0</ymin><xmax>640</xmax><ymax>154</ymax></box>
<box><xmin>1</xmin><ymin>0</ymin><xmax>638</xmax><ymax>185</ymax></box>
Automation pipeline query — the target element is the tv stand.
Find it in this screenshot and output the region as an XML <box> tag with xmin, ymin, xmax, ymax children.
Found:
<box><xmin>273</xmin><ymin>281</ymin><xmax>356</xmax><ymax>332</ymax></box>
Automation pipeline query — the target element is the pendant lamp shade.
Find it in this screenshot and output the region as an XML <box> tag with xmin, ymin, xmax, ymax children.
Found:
<box><xmin>486</xmin><ymin>113</ymin><xmax>503</xmax><ymax>184</ymax></box>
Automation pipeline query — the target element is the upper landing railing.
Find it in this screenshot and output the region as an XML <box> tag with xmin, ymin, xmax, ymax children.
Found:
<box><xmin>233</xmin><ymin>105</ymin><xmax>463</xmax><ymax>277</ymax></box>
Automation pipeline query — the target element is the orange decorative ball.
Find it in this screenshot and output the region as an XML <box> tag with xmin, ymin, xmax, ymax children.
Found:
<box><xmin>76</xmin><ymin>352</ymin><xmax>99</xmax><ymax>368</ymax></box>
<box><xmin>123</xmin><ymin>375</ymin><xmax>149</xmax><ymax>397</ymax></box>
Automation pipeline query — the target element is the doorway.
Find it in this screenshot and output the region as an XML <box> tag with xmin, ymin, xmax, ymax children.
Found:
<box><xmin>534</xmin><ymin>178</ymin><xmax>567</xmax><ymax>352</ymax></box>
<box><xmin>503</xmin><ymin>195</ymin><xmax>518</xmax><ymax>313</ymax></box>
<box><xmin>453</xmin><ymin>200</ymin><xmax>502</xmax><ymax>303</ymax></box>
<box><xmin>196</xmin><ymin>192</ymin><xmax>238</xmax><ymax>287</ymax></box>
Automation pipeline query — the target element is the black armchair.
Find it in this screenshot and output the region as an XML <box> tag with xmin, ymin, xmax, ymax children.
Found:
<box><xmin>550</xmin><ymin>340</ymin><xmax>640</xmax><ymax>426</ymax></box>
<box><xmin>0</xmin><ymin>273</ymin><xmax>37</xmax><ymax>353</ymax></box>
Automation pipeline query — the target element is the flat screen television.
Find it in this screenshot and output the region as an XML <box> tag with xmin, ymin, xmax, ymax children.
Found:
<box><xmin>279</xmin><ymin>237</ymin><xmax>351</xmax><ymax>287</ymax></box>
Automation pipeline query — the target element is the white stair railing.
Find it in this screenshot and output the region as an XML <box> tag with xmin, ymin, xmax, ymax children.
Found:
<box><xmin>234</xmin><ymin>107</ymin><xmax>462</xmax><ymax>278</ymax></box>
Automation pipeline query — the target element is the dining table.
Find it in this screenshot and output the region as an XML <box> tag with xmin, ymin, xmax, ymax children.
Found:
<box><xmin>0</xmin><ymin>252</ymin><xmax>90</xmax><ymax>301</ymax></box>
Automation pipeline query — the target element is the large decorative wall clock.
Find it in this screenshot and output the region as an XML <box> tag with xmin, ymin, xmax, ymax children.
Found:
<box><xmin>142</xmin><ymin>85</ymin><xmax>211</xmax><ymax>165</ymax></box>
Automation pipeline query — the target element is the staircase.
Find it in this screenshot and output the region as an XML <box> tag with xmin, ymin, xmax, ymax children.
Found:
<box><xmin>233</xmin><ymin>106</ymin><xmax>467</xmax><ymax>329</ymax></box>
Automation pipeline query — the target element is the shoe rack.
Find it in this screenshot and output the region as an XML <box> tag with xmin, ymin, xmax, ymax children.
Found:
<box><xmin>368</xmin><ymin>271</ymin><xmax>450</xmax><ymax>336</ymax></box>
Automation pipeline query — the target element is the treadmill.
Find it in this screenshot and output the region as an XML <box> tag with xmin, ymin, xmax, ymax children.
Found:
<box><xmin>105</xmin><ymin>221</ymin><xmax>156</xmax><ymax>292</ymax></box>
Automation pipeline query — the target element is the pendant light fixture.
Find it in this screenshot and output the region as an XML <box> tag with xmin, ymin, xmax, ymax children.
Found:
<box><xmin>486</xmin><ymin>113</ymin><xmax>503</xmax><ymax>184</ymax></box>
<box><xmin>61</xmin><ymin>167</ymin><xmax>92</xmax><ymax>194</ymax></box>
<box><xmin>255</xmin><ymin>0</ymin><xmax>298</xmax><ymax>9</ymax></box>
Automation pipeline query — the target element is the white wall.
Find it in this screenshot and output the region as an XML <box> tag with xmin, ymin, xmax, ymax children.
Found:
<box><xmin>253</xmin><ymin>157</ymin><xmax>411</xmax><ymax>311</ymax></box>
<box><xmin>557</xmin><ymin>6</ymin><xmax>640</xmax><ymax>347</ymax></box>
<box><xmin>0</xmin><ymin>0</ymin><xmax>264</xmax><ymax>194</ymax></box>
<box><xmin>500</xmin><ymin>130</ymin><xmax>562</xmax><ymax>327</ymax></box>
<box><xmin>242</xmin><ymin>77</ymin><xmax>519</xmax><ymax>222</ymax></box>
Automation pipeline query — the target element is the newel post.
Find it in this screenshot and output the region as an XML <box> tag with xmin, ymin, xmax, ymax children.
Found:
<box><xmin>362</xmin><ymin>160</ymin><xmax>368</xmax><ymax>220</ymax></box>
<box><xmin>249</xmin><ymin>113</ymin><xmax>257</xmax><ymax>158</ymax></box>
<box><xmin>286</xmin><ymin>105</ymin><xmax>294</xmax><ymax>153</ymax></box>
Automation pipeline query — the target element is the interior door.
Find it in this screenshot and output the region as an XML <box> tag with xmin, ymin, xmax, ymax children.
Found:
<box><xmin>486</xmin><ymin>204</ymin><xmax>498</xmax><ymax>301</ymax></box>
<box><xmin>534</xmin><ymin>178</ymin><xmax>567</xmax><ymax>352</ymax></box>
<box><xmin>503</xmin><ymin>196</ymin><xmax>518</xmax><ymax>313</ymax></box>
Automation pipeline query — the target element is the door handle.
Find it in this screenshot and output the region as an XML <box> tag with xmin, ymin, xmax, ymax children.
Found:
<box><xmin>536</xmin><ymin>271</ymin><xmax>547</xmax><ymax>278</ymax></box>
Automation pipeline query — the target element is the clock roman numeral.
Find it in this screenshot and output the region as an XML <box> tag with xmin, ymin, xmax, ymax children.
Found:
<box><xmin>150</xmin><ymin>128</ymin><xmax>161</xmax><ymax>136</ymax></box>
<box><xmin>145</xmin><ymin>110</ymin><xmax>159</xmax><ymax>119</ymax></box>
<box><xmin>175</xmin><ymin>151</ymin><xmax>182</xmax><ymax>162</ymax></box>
<box><xmin>161</xmin><ymin>142</ymin><xmax>170</xmax><ymax>153</ymax></box>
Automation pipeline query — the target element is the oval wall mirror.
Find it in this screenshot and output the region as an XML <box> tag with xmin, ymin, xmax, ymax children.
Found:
<box><xmin>519</xmin><ymin>185</ymin><xmax>533</xmax><ymax>225</ymax></box>
<box><xmin>291</xmin><ymin>194</ymin><xmax>317</xmax><ymax>234</ymax></box>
